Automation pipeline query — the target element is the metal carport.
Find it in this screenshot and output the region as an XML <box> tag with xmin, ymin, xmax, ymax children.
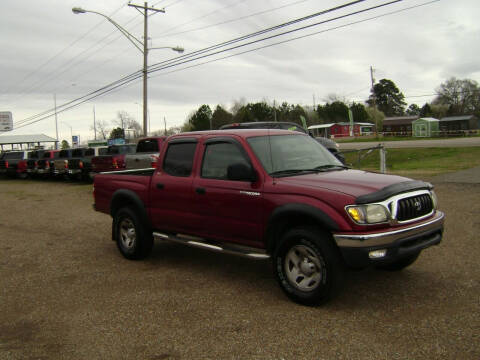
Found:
<box><xmin>0</xmin><ymin>134</ymin><xmax>58</xmax><ymax>151</ymax></box>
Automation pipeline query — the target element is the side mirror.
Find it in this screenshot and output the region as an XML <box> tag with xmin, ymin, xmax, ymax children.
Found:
<box><xmin>227</xmin><ymin>163</ymin><xmax>257</xmax><ymax>182</ymax></box>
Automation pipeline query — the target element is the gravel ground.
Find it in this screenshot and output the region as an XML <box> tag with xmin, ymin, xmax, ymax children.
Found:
<box><xmin>0</xmin><ymin>174</ymin><xmax>479</xmax><ymax>360</ymax></box>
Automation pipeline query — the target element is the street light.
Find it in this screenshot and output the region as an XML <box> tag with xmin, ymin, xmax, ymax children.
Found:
<box><xmin>72</xmin><ymin>3</ymin><xmax>184</xmax><ymax>137</ymax></box>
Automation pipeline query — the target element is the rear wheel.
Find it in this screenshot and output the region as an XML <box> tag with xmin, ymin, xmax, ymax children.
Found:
<box><xmin>376</xmin><ymin>252</ymin><xmax>420</xmax><ymax>271</ymax></box>
<box><xmin>274</xmin><ymin>227</ymin><xmax>344</xmax><ymax>306</ymax></box>
<box><xmin>113</xmin><ymin>207</ymin><xmax>153</xmax><ymax>260</ymax></box>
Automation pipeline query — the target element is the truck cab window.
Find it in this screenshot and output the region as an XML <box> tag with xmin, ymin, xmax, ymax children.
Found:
<box><xmin>201</xmin><ymin>142</ymin><xmax>250</xmax><ymax>180</ymax></box>
<box><xmin>163</xmin><ymin>142</ymin><xmax>197</xmax><ymax>177</ymax></box>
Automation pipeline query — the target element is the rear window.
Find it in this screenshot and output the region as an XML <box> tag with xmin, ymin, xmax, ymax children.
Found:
<box><xmin>4</xmin><ymin>152</ymin><xmax>24</xmax><ymax>159</ymax></box>
<box><xmin>107</xmin><ymin>145</ymin><xmax>136</xmax><ymax>155</ymax></box>
<box><xmin>163</xmin><ymin>142</ymin><xmax>197</xmax><ymax>177</ymax></box>
<box><xmin>28</xmin><ymin>151</ymin><xmax>40</xmax><ymax>159</ymax></box>
<box><xmin>59</xmin><ymin>150</ymin><xmax>71</xmax><ymax>158</ymax></box>
<box><xmin>98</xmin><ymin>147</ymin><xmax>108</xmax><ymax>155</ymax></box>
<box><xmin>136</xmin><ymin>139</ymin><xmax>159</xmax><ymax>153</ymax></box>
<box><xmin>84</xmin><ymin>148</ymin><xmax>95</xmax><ymax>156</ymax></box>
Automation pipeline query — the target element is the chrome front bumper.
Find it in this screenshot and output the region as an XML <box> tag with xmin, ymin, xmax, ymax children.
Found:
<box><xmin>333</xmin><ymin>211</ymin><xmax>444</xmax><ymax>268</ymax></box>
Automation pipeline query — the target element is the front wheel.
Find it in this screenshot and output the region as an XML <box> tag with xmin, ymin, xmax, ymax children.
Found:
<box><xmin>274</xmin><ymin>227</ymin><xmax>344</xmax><ymax>306</ymax></box>
<box><xmin>113</xmin><ymin>207</ymin><xmax>153</xmax><ymax>260</ymax></box>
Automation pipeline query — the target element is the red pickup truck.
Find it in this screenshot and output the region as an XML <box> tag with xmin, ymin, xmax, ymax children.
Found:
<box><xmin>90</xmin><ymin>144</ymin><xmax>136</xmax><ymax>179</ymax></box>
<box><xmin>93</xmin><ymin>129</ymin><xmax>444</xmax><ymax>305</ymax></box>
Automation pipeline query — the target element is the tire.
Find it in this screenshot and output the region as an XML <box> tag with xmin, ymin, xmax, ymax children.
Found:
<box><xmin>376</xmin><ymin>252</ymin><xmax>420</xmax><ymax>271</ymax></box>
<box><xmin>113</xmin><ymin>207</ymin><xmax>153</xmax><ymax>260</ymax></box>
<box><xmin>273</xmin><ymin>227</ymin><xmax>344</xmax><ymax>306</ymax></box>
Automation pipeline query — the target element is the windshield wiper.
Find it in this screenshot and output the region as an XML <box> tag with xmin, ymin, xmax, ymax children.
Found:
<box><xmin>269</xmin><ymin>169</ymin><xmax>316</xmax><ymax>177</ymax></box>
<box><xmin>269</xmin><ymin>165</ymin><xmax>350</xmax><ymax>177</ymax></box>
<box><xmin>313</xmin><ymin>164</ymin><xmax>350</xmax><ymax>171</ymax></box>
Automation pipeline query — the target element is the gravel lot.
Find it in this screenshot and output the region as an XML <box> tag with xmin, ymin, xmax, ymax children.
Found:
<box><xmin>0</xmin><ymin>174</ymin><xmax>479</xmax><ymax>360</ymax></box>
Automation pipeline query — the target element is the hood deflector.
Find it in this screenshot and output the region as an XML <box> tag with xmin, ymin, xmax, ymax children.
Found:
<box><xmin>355</xmin><ymin>180</ymin><xmax>433</xmax><ymax>204</ymax></box>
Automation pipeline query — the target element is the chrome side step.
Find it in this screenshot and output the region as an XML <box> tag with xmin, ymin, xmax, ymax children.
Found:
<box><xmin>153</xmin><ymin>232</ymin><xmax>270</xmax><ymax>260</ymax></box>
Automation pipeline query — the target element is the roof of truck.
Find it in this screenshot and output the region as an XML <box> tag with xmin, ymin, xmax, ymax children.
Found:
<box><xmin>171</xmin><ymin>129</ymin><xmax>303</xmax><ymax>140</ymax></box>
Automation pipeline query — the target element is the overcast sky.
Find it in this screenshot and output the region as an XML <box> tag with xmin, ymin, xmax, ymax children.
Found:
<box><xmin>0</xmin><ymin>0</ymin><xmax>479</xmax><ymax>143</ymax></box>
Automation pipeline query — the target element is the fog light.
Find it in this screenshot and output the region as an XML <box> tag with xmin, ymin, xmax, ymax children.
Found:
<box><xmin>369</xmin><ymin>249</ymin><xmax>387</xmax><ymax>259</ymax></box>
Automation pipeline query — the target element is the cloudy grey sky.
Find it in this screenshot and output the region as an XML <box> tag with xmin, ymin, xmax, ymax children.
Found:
<box><xmin>0</xmin><ymin>0</ymin><xmax>479</xmax><ymax>143</ymax></box>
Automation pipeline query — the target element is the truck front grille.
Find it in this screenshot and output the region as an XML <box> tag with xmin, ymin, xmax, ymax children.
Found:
<box><xmin>396</xmin><ymin>194</ymin><xmax>433</xmax><ymax>221</ymax></box>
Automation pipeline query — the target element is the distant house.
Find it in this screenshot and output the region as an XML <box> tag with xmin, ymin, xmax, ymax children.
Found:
<box><xmin>383</xmin><ymin>116</ymin><xmax>419</xmax><ymax>134</ymax></box>
<box><xmin>308</xmin><ymin>122</ymin><xmax>375</xmax><ymax>138</ymax></box>
<box><xmin>412</xmin><ymin>118</ymin><xmax>440</xmax><ymax>137</ymax></box>
<box><xmin>439</xmin><ymin>115</ymin><xmax>479</xmax><ymax>131</ymax></box>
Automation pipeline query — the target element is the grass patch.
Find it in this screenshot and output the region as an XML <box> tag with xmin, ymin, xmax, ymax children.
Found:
<box><xmin>336</xmin><ymin>134</ymin><xmax>480</xmax><ymax>143</ymax></box>
<box><xmin>344</xmin><ymin>147</ymin><xmax>480</xmax><ymax>177</ymax></box>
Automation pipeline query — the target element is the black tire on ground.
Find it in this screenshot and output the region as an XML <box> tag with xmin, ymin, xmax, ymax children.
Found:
<box><xmin>113</xmin><ymin>207</ymin><xmax>153</xmax><ymax>260</ymax></box>
<box><xmin>273</xmin><ymin>227</ymin><xmax>345</xmax><ymax>306</ymax></box>
<box><xmin>376</xmin><ymin>252</ymin><xmax>420</xmax><ymax>271</ymax></box>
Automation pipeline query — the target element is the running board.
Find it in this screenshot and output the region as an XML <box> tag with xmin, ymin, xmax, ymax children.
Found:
<box><xmin>153</xmin><ymin>232</ymin><xmax>270</xmax><ymax>260</ymax></box>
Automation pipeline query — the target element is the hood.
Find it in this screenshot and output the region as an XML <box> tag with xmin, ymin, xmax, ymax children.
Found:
<box><xmin>275</xmin><ymin>169</ymin><xmax>412</xmax><ymax>199</ymax></box>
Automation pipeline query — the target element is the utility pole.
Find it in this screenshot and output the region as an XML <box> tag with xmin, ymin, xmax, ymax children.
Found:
<box><xmin>128</xmin><ymin>2</ymin><xmax>165</xmax><ymax>137</ymax></box>
<box><xmin>164</xmin><ymin>116</ymin><xmax>167</xmax><ymax>135</ymax></box>
<box><xmin>370</xmin><ymin>66</ymin><xmax>376</xmax><ymax>110</ymax></box>
<box><xmin>370</xmin><ymin>66</ymin><xmax>378</xmax><ymax>136</ymax></box>
<box><xmin>93</xmin><ymin>105</ymin><xmax>97</xmax><ymax>140</ymax></box>
<box><xmin>54</xmin><ymin>94</ymin><xmax>58</xmax><ymax>149</ymax></box>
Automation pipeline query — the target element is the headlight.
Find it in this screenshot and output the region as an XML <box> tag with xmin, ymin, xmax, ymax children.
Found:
<box><xmin>346</xmin><ymin>204</ymin><xmax>390</xmax><ymax>224</ymax></box>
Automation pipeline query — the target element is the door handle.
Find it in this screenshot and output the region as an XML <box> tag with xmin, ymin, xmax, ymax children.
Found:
<box><xmin>195</xmin><ymin>187</ymin><xmax>206</xmax><ymax>195</ymax></box>
<box><xmin>156</xmin><ymin>183</ymin><xmax>164</xmax><ymax>189</ymax></box>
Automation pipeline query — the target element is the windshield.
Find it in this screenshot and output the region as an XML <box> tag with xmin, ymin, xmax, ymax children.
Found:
<box><xmin>247</xmin><ymin>134</ymin><xmax>344</xmax><ymax>177</ymax></box>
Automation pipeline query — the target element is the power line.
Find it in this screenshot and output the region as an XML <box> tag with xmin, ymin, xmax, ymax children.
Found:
<box><xmin>14</xmin><ymin>0</ymin><xmax>440</xmax><ymax>130</ymax></box>
<box><xmin>1</xmin><ymin>1</ymin><xmax>131</xmax><ymax>100</ymax></box>
<box><xmin>147</xmin><ymin>0</ymin><xmax>398</xmax><ymax>74</ymax></box>
<box><xmin>155</xmin><ymin>0</ymin><xmax>312</xmax><ymax>39</ymax></box>
<box><xmin>14</xmin><ymin>0</ymin><xmax>367</xmax><ymax>128</ymax></box>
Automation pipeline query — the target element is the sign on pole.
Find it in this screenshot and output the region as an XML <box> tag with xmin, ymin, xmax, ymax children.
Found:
<box><xmin>0</xmin><ymin>112</ymin><xmax>13</xmax><ymax>132</ymax></box>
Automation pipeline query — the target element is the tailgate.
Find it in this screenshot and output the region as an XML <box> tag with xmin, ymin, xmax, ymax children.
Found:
<box><xmin>93</xmin><ymin>172</ymin><xmax>153</xmax><ymax>214</ymax></box>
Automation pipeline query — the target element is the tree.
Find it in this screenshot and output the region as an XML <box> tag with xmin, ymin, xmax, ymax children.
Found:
<box><xmin>188</xmin><ymin>104</ymin><xmax>212</xmax><ymax>131</ymax></box>
<box><xmin>420</xmin><ymin>103</ymin><xmax>432</xmax><ymax>117</ymax></box>
<box><xmin>433</xmin><ymin>77</ymin><xmax>480</xmax><ymax>116</ymax></box>
<box><xmin>367</xmin><ymin>78</ymin><xmax>406</xmax><ymax>116</ymax></box>
<box><xmin>317</xmin><ymin>101</ymin><xmax>349</xmax><ymax>123</ymax></box>
<box><xmin>112</xmin><ymin>111</ymin><xmax>142</xmax><ymax>136</ymax></box>
<box><xmin>211</xmin><ymin>105</ymin><xmax>233</xmax><ymax>129</ymax></box>
<box><xmin>406</xmin><ymin>104</ymin><xmax>420</xmax><ymax>116</ymax></box>
<box><xmin>109</xmin><ymin>127</ymin><xmax>125</xmax><ymax>139</ymax></box>
<box><xmin>90</xmin><ymin>119</ymin><xmax>110</xmax><ymax>140</ymax></box>
<box><xmin>60</xmin><ymin>140</ymin><xmax>70</xmax><ymax>149</ymax></box>
<box><xmin>350</xmin><ymin>102</ymin><xmax>369</xmax><ymax>123</ymax></box>
<box><xmin>365</xmin><ymin>107</ymin><xmax>385</xmax><ymax>132</ymax></box>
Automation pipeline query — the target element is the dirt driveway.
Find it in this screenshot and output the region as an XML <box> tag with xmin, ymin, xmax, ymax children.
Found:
<box><xmin>0</xmin><ymin>175</ymin><xmax>479</xmax><ymax>360</ymax></box>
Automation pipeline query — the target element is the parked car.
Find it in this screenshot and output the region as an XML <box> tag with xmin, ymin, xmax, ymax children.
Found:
<box><xmin>93</xmin><ymin>129</ymin><xmax>444</xmax><ymax>305</ymax></box>
<box><xmin>219</xmin><ymin>122</ymin><xmax>345</xmax><ymax>163</ymax></box>
<box><xmin>0</xmin><ymin>151</ymin><xmax>29</xmax><ymax>178</ymax></box>
<box><xmin>90</xmin><ymin>144</ymin><xmax>136</xmax><ymax>179</ymax></box>
<box><xmin>53</xmin><ymin>149</ymin><xmax>74</xmax><ymax>178</ymax></box>
<box><xmin>37</xmin><ymin>150</ymin><xmax>60</xmax><ymax>177</ymax></box>
<box><xmin>68</xmin><ymin>146</ymin><xmax>108</xmax><ymax>180</ymax></box>
<box><xmin>125</xmin><ymin>137</ymin><xmax>166</xmax><ymax>170</ymax></box>
<box><xmin>26</xmin><ymin>150</ymin><xmax>45</xmax><ymax>177</ymax></box>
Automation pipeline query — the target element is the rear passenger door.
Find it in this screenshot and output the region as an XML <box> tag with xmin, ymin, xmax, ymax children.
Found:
<box><xmin>192</xmin><ymin>137</ymin><xmax>264</xmax><ymax>246</ymax></box>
